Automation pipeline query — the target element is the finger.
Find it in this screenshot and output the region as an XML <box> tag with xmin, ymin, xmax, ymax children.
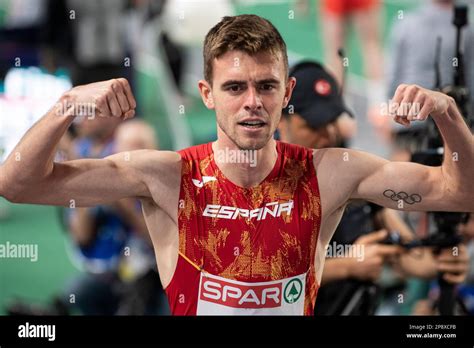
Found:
<box><xmin>95</xmin><ymin>94</ymin><xmax>112</xmax><ymax>117</ymax></box>
<box><xmin>415</xmin><ymin>96</ymin><xmax>434</xmax><ymax>121</ymax></box>
<box><xmin>123</xmin><ymin>109</ymin><xmax>135</xmax><ymax>120</ymax></box>
<box><xmin>396</xmin><ymin>85</ymin><xmax>418</xmax><ymax>118</ymax></box>
<box><xmin>117</xmin><ymin>78</ymin><xmax>136</xmax><ymax>110</ymax></box>
<box><xmin>437</xmin><ymin>258</ymin><xmax>469</xmax><ymax>265</ymax></box>
<box><xmin>389</xmin><ymin>84</ymin><xmax>406</xmax><ymax>116</ymax></box>
<box><xmin>112</xmin><ymin>79</ymin><xmax>130</xmax><ymax>113</ymax></box>
<box><xmin>437</xmin><ymin>262</ymin><xmax>468</xmax><ymax>273</ymax></box>
<box><xmin>408</xmin><ymin>92</ymin><xmax>425</xmax><ymax>120</ymax></box>
<box><xmin>393</xmin><ymin>115</ymin><xmax>410</xmax><ymax>127</ymax></box>
<box><xmin>443</xmin><ymin>272</ymin><xmax>465</xmax><ymax>284</ymax></box>
<box><xmin>437</xmin><ymin>254</ymin><xmax>469</xmax><ymax>263</ymax></box>
<box><xmin>107</xmin><ymin>92</ymin><xmax>122</xmax><ymax>117</ymax></box>
<box><xmin>357</xmin><ymin>229</ymin><xmax>387</xmax><ymax>245</ymax></box>
<box><xmin>377</xmin><ymin>244</ymin><xmax>403</xmax><ymax>256</ymax></box>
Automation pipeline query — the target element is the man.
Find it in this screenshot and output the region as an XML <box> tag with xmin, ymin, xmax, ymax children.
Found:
<box><xmin>1</xmin><ymin>15</ymin><xmax>473</xmax><ymax>315</ymax></box>
<box><xmin>278</xmin><ymin>61</ymin><xmax>356</xmax><ymax>149</ymax></box>
<box><xmin>279</xmin><ymin>61</ymin><xmax>469</xmax><ymax>315</ymax></box>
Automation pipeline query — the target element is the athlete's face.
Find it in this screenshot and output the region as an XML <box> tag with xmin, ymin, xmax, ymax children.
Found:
<box><xmin>199</xmin><ymin>50</ymin><xmax>295</xmax><ymax>150</ymax></box>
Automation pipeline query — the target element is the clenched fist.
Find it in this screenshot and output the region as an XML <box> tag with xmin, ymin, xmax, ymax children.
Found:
<box><xmin>61</xmin><ymin>78</ymin><xmax>136</xmax><ymax>119</ymax></box>
<box><xmin>388</xmin><ymin>84</ymin><xmax>453</xmax><ymax>127</ymax></box>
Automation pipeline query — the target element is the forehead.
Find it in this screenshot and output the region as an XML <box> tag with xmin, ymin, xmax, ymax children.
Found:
<box><xmin>211</xmin><ymin>50</ymin><xmax>285</xmax><ymax>84</ymax></box>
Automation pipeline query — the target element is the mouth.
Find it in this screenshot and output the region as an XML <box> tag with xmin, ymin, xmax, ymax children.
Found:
<box><xmin>237</xmin><ymin>119</ymin><xmax>267</xmax><ymax>129</ymax></box>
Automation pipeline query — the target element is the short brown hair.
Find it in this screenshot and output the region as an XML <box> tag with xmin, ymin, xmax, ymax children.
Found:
<box><xmin>203</xmin><ymin>14</ymin><xmax>289</xmax><ymax>83</ymax></box>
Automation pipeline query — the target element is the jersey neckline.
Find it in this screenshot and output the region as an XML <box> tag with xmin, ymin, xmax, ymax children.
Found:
<box><xmin>207</xmin><ymin>140</ymin><xmax>282</xmax><ymax>191</ymax></box>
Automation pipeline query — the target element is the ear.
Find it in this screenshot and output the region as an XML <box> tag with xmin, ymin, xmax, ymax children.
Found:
<box><xmin>282</xmin><ymin>77</ymin><xmax>296</xmax><ymax>109</ymax></box>
<box><xmin>198</xmin><ymin>79</ymin><xmax>215</xmax><ymax>109</ymax></box>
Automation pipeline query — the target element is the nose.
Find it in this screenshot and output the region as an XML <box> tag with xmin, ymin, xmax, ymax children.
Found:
<box><xmin>243</xmin><ymin>86</ymin><xmax>263</xmax><ymax>112</ymax></box>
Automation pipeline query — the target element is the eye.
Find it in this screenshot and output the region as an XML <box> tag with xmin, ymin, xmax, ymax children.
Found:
<box><xmin>260</xmin><ymin>84</ymin><xmax>275</xmax><ymax>91</ymax></box>
<box><xmin>225</xmin><ymin>84</ymin><xmax>244</xmax><ymax>93</ymax></box>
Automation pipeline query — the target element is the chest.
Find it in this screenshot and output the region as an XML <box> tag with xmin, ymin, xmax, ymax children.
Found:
<box><xmin>178</xmin><ymin>174</ymin><xmax>320</xmax><ymax>281</ymax></box>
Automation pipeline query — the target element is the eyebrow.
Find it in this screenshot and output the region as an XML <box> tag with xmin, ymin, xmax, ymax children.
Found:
<box><xmin>220</xmin><ymin>78</ymin><xmax>281</xmax><ymax>89</ymax></box>
<box><xmin>221</xmin><ymin>80</ymin><xmax>246</xmax><ymax>89</ymax></box>
<box><xmin>256</xmin><ymin>78</ymin><xmax>280</xmax><ymax>86</ymax></box>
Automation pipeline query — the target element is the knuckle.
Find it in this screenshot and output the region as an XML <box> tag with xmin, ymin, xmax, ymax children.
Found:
<box><xmin>110</xmin><ymin>80</ymin><xmax>119</xmax><ymax>91</ymax></box>
<box><xmin>408</xmin><ymin>85</ymin><xmax>418</xmax><ymax>95</ymax></box>
<box><xmin>96</xmin><ymin>95</ymin><xmax>107</xmax><ymax>108</ymax></box>
<box><xmin>118</xmin><ymin>78</ymin><xmax>129</xmax><ymax>88</ymax></box>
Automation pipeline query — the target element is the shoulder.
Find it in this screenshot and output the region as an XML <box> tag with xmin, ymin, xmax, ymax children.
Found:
<box><xmin>313</xmin><ymin>147</ymin><xmax>348</xmax><ymax>169</ymax></box>
<box><xmin>313</xmin><ymin>147</ymin><xmax>388</xmax><ymax>197</ymax></box>
<box><xmin>119</xmin><ymin>150</ymin><xmax>181</xmax><ymax>179</ymax></box>
<box><xmin>178</xmin><ymin>142</ymin><xmax>212</xmax><ymax>161</ymax></box>
<box><xmin>313</xmin><ymin>148</ymin><xmax>387</xmax><ymax>171</ymax></box>
<box><xmin>276</xmin><ymin>140</ymin><xmax>313</xmax><ymax>161</ymax></box>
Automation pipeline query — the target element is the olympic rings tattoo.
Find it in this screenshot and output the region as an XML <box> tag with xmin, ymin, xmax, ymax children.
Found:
<box><xmin>383</xmin><ymin>189</ymin><xmax>422</xmax><ymax>205</ymax></box>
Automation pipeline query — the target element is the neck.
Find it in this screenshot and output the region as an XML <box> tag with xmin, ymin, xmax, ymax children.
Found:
<box><xmin>213</xmin><ymin>133</ymin><xmax>277</xmax><ymax>188</ymax></box>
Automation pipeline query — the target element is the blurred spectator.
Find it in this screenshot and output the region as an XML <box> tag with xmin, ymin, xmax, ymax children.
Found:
<box><xmin>411</xmin><ymin>213</ymin><xmax>474</xmax><ymax>315</ymax></box>
<box><xmin>320</xmin><ymin>0</ymin><xmax>385</xmax><ymax>113</ymax></box>
<box><xmin>113</xmin><ymin>120</ymin><xmax>169</xmax><ymax>315</ymax></box>
<box><xmin>278</xmin><ymin>61</ymin><xmax>356</xmax><ymax>148</ymax></box>
<box><xmin>64</xmin><ymin>117</ymin><xmax>169</xmax><ymax>315</ymax></box>
<box><xmin>0</xmin><ymin>0</ymin><xmax>47</xmax><ymax>79</ymax></box>
<box><xmin>62</xmin><ymin>116</ymin><xmax>126</xmax><ymax>315</ymax></box>
<box><xmin>387</xmin><ymin>0</ymin><xmax>474</xmax><ymax>104</ymax></box>
<box><xmin>42</xmin><ymin>0</ymin><xmax>131</xmax><ymax>85</ymax></box>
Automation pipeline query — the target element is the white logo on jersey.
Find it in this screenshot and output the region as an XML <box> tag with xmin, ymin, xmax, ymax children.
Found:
<box><xmin>192</xmin><ymin>176</ymin><xmax>217</xmax><ymax>188</ymax></box>
<box><xmin>202</xmin><ymin>200</ymin><xmax>293</xmax><ymax>221</ymax></box>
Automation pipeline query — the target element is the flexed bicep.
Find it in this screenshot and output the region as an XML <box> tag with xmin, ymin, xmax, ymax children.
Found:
<box><xmin>6</xmin><ymin>150</ymin><xmax>181</xmax><ymax>208</ymax></box>
<box><xmin>7</xmin><ymin>151</ymin><xmax>149</xmax><ymax>207</ymax></box>
<box><xmin>350</xmin><ymin>152</ymin><xmax>468</xmax><ymax>212</ymax></box>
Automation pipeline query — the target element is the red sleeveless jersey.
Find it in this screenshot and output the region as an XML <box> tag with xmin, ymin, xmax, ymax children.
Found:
<box><xmin>165</xmin><ymin>141</ymin><xmax>322</xmax><ymax>315</ymax></box>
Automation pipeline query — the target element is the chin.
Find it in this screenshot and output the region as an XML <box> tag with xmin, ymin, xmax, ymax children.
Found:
<box><xmin>235</xmin><ymin>136</ymin><xmax>270</xmax><ymax>151</ymax></box>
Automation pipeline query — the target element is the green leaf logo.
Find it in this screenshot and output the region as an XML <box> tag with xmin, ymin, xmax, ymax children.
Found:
<box><xmin>284</xmin><ymin>278</ymin><xmax>303</xmax><ymax>304</ymax></box>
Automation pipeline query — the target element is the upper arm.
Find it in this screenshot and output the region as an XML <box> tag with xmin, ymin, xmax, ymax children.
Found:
<box><xmin>14</xmin><ymin>150</ymin><xmax>181</xmax><ymax>208</ymax></box>
<box><xmin>315</xmin><ymin>148</ymin><xmax>467</xmax><ymax>213</ymax></box>
<box><xmin>348</xmin><ymin>149</ymin><xmax>467</xmax><ymax>212</ymax></box>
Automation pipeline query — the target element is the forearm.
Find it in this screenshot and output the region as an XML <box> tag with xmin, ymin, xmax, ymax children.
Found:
<box><xmin>1</xmin><ymin>94</ymin><xmax>75</xmax><ymax>197</ymax></box>
<box><xmin>434</xmin><ymin>99</ymin><xmax>474</xmax><ymax>207</ymax></box>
